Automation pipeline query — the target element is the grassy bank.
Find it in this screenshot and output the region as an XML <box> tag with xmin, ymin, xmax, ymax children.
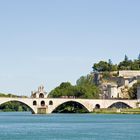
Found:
<box><xmin>93</xmin><ymin>108</ymin><xmax>140</xmax><ymax>114</ymax></box>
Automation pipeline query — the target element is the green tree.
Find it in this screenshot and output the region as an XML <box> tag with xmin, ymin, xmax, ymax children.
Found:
<box><xmin>76</xmin><ymin>75</ymin><xmax>100</xmax><ymax>98</ymax></box>
<box><xmin>48</xmin><ymin>82</ymin><xmax>75</xmax><ymax>98</ymax></box>
<box><xmin>108</xmin><ymin>59</ymin><xmax>118</xmax><ymax>71</ymax></box>
<box><xmin>118</xmin><ymin>55</ymin><xmax>132</xmax><ymax>70</ymax></box>
<box><xmin>93</xmin><ymin>60</ymin><xmax>117</xmax><ymax>72</ymax></box>
<box><xmin>130</xmin><ymin>60</ymin><xmax>140</xmax><ymax>70</ymax></box>
<box><xmin>124</xmin><ymin>54</ymin><xmax>129</xmax><ymax>62</ymax></box>
<box><xmin>92</xmin><ymin>61</ymin><xmax>110</xmax><ymax>72</ymax></box>
<box><xmin>76</xmin><ymin>75</ymin><xmax>93</xmax><ymax>86</ymax></box>
<box><xmin>49</xmin><ymin>75</ymin><xmax>100</xmax><ymax>99</ymax></box>
<box><xmin>108</xmin><ymin>59</ymin><xmax>113</xmax><ymax>66</ymax></box>
<box><xmin>59</xmin><ymin>82</ymin><xmax>72</xmax><ymax>89</ymax></box>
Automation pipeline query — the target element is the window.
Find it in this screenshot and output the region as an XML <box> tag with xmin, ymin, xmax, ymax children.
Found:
<box><xmin>39</xmin><ymin>93</ymin><xmax>44</xmax><ymax>98</ymax></box>
<box><xmin>49</xmin><ymin>100</ymin><xmax>53</xmax><ymax>105</ymax></box>
<box><xmin>33</xmin><ymin>101</ymin><xmax>37</xmax><ymax>106</ymax></box>
<box><xmin>41</xmin><ymin>101</ymin><xmax>45</xmax><ymax>106</ymax></box>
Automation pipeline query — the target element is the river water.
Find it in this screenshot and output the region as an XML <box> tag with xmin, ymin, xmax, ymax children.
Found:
<box><xmin>0</xmin><ymin>112</ymin><xmax>140</xmax><ymax>140</ymax></box>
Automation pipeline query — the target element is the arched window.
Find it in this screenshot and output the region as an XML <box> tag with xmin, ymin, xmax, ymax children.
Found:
<box><xmin>33</xmin><ymin>101</ymin><xmax>37</xmax><ymax>106</ymax></box>
<box><xmin>39</xmin><ymin>93</ymin><xmax>44</xmax><ymax>98</ymax></box>
<box><xmin>49</xmin><ymin>100</ymin><xmax>53</xmax><ymax>105</ymax></box>
<box><xmin>95</xmin><ymin>104</ymin><xmax>100</xmax><ymax>109</ymax></box>
<box><xmin>41</xmin><ymin>101</ymin><xmax>45</xmax><ymax>106</ymax></box>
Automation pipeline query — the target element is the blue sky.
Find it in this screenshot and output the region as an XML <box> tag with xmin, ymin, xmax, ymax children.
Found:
<box><xmin>0</xmin><ymin>0</ymin><xmax>140</xmax><ymax>96</ymax></box>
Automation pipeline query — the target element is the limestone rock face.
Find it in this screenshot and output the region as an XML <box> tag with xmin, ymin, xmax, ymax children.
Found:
<box><xmin>119</xmin><ymin>87</ymin><xmax>130</xmax><ymax>99</ymax></box>
<box><xmin>94</xmin><ymin>70</ymin><xmax>140</xmax><ymax>99</ymax></box>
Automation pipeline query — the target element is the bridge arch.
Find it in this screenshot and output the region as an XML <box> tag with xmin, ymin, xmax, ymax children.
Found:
<box><xmin>51</xmin><ymin>100</ymin><xmax>90</xmax><ymax>113</ymax></box>
<box><xmin>0</xmin><ymin>99</ymin><xmax>36</xmax><ymax>114</ymax></box>
<box><xmin>95</xmin><ymin>104</ymin><xmax>100</xmax><ymax>109</ymax></box>
<box><xmin>108</xmin><ymin>101</ymin><xmax>132</xmax><ymax>109</ymax></box>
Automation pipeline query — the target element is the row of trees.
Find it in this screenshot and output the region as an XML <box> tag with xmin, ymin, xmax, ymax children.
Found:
<box><xmin>93</xmin><ymin>54</ymin><xmax>140</xmax><ymax>72</ymax></box>
<box><xmin>0</xmin><ymin>93</ymin><xmax>27</xmax><ymax>98</ymax></box>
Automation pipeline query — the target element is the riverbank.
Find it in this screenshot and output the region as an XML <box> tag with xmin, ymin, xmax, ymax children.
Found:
<box><xmin>93</xmin><ymin>108</ymin><xmax>140</xmax><ymax>114</ymax></box>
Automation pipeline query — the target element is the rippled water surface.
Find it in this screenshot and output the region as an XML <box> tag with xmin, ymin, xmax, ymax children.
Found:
<box><xmin>0</xmin><ymin>112</ymin><xmax>140</xmax><ymax>140</ymax></box>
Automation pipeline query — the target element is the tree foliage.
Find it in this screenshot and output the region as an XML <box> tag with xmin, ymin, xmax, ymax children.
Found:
<box><xmin>92</xmin><ymin>54</ymin><xmax>140</xmax><ymax>72</ymax></box>
<box><xmin>0</xmin><ymin>101</ymin><xmax>31</xmax><ymax>112</ymax></box>
<box><xmin>92</xmin><ymin>60</ymin><xmax>118</xmax><ymax>72</ymax></box>
<box><xmin>48</xmin><ymin>75</ymin><xmax>100</xmax><ymax>99</ymax></box>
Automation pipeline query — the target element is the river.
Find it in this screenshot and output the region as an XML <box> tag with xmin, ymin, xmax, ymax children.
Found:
<box><xmin>0</xmin><ymin>112</ymin><xmax>140</xmax><ymax>140</ymax></box>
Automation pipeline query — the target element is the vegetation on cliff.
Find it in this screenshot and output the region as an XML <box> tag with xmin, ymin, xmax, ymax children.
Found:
<box><xmin>93</xmin><ymin>54</ymin><xmax>140</xmax><ymax>72</ymax></box>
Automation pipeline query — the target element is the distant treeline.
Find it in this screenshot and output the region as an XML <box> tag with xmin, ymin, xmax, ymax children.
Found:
<box><xmin>93</xmin><ymin>54</ymin><xmax>140</xmax><ymax>72</ymax></box>
<box><xmin>0</xmin><ymin>93</ymin><xmax>27</xmax><ymax>98</ymax></box>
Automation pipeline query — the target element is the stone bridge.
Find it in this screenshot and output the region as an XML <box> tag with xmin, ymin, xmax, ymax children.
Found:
<box><xmin>0</xmin><ymin>97</ymin><xmax>139</xmax><ymax>114</ymax></box>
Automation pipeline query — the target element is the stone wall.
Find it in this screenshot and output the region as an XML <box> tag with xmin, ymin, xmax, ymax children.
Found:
<box><xmin>119</xmin><ymin>70</ymin><xmax>140</xmax><ymax>78</ymax></box>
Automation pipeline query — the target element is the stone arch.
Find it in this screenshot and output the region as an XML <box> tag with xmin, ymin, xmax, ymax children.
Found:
<box><xmin>41</xmin><ymin>100</ymin><xmax>45</xmax><ymax>106</ymax></box>
<box><xmin>51</xmin><ymin>100</ymin><xmax>90</xmax><ymax>113</ymax></box>
<box><xmin>39</xmin><ymin>93</ymin><xmax>44</xmax><ymax>98</ymax></box>
<box><xmin>108</xmin><ymin>102</ymin><xmax>132</xmax><ymax>109</ymax></box>
<box><xmin>33</xmin><ymin>100</ymin><xmax>37</xmax><ymax>106</ymax></box>
<box><xmin>95</xmin><ymin>104</ymin><xmax>100</xmax><ymax>109</ymax></box>
<box><xmin>0</xmin><ymin>99</ymin><xmax>36</xmax><ymax>114</ymax></box>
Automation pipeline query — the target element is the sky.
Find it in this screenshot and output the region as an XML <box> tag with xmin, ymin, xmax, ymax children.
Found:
<box><xmin>0</xmin><ymin>0</ymin><xmax>140</xmax><ymax>96</ymax></box>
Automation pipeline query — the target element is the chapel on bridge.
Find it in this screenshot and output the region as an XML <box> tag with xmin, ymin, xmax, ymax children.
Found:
<box><xmin>31</xmin><ymin>85</ymin><xmax>48</xmax><ymax>98</ymax></box>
